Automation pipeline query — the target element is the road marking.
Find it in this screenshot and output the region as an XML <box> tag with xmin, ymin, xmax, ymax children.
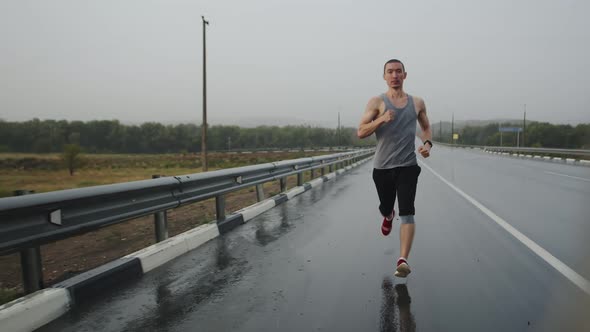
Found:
<box><xmin>544</xmin><ymin>171</ymin><xmax>590</xmax><ymax>182</ymax></box>
<box><xmin>419</xmin><ymin>161</ymin><xmax>590</xmax><ymax>296</ymax></box>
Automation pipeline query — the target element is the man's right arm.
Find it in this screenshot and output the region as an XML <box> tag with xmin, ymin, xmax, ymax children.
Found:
<box><xmin>357</xmin><ymin>97</ymin><xmax>392</xmax><ymax>139</ymax></box>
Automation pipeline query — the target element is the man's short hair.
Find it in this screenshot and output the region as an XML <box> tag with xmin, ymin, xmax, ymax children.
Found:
<box><xmin>383</xmin><ymin>59</ymin><xmax>405</xmax><ymax>74</ymax></box>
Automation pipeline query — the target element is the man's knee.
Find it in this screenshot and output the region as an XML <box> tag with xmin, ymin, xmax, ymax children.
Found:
<box><xmin>400</xmin><ymin>215</ymin><xmax>415</xmax><ymax>224</ymax></box>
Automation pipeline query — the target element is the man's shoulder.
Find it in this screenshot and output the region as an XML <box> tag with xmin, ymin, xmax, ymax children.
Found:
<box><xmin>411</xmin><ymin>95</ymin><xmax>426</xmax><ymax>110</ymax></box>
<box><xmin>367</xmin><ymin>95</ymin><xmax>385</xmax><ymax>108</ymax></box>
<box><xmin>369</xmin><ymin>95</ymin><xmax>384</xmax><ymax>103</ymax></box>
<box><xmin>410</xmin><ymin>94</ymin><xmax>425</xmax><ymax>104</ymax></box>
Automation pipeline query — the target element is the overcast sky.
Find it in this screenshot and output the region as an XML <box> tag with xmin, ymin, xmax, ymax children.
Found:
<box><xmin>1</xmin><ymin>0</ymin><xmax>589</xmax><ymax>127</ymax></box>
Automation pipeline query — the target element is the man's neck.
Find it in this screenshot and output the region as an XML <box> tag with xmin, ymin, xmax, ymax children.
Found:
<box><xmin>388</xmin><ymin>87</ymin><xmax>405</xmax><ymax>99</ymax></box>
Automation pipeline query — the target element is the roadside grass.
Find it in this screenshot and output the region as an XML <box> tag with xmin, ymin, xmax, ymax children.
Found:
<box><xmin>0</xmin><ymin>151</ymin><xmax>324</xmax><ymax>197</ymax></box>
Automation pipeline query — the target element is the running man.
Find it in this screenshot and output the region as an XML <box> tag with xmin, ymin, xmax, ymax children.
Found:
<box><xmin>357</xmin><ymin>59</ymin><xmax>432</xmax><ymax>277</ymax></box>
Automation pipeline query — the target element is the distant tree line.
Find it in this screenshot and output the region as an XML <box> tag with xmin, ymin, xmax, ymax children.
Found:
<box><xmin>0</xmin><ymin>119</ymin><xmax>375</xmax><ymax>153</ymax></box>
<box><xmin>434</xmin><ymin>122</ymin><xmax>590</xmax><ymax>148</ymax></box>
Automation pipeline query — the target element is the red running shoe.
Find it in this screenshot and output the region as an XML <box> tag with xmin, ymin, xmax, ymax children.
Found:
<box><xmin>381</xmin><ymin>210</ymin><xmax>395</xmax><ymax>236</ymax></box>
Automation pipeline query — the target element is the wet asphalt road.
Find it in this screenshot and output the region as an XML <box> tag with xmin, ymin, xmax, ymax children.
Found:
<box><xmin>39</xmin><ymin>145</ymin><xmax>590</xmax><ymax>332</ymax></box>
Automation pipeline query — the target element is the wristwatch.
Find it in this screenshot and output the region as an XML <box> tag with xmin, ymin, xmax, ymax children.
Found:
<box><xmin>423</xmin><ymin>140</ymin><xmax>433</xmax><ymax>148</ymax></box>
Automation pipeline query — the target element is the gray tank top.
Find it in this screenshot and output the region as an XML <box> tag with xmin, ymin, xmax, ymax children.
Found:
<box><xmin>373</xmin><ymin>93</ymin><xmax>417</xmax><ymax>169</ymax></box>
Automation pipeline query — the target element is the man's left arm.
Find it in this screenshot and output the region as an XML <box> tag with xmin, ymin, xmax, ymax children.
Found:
<box><xmin>416</xmin><ymin>97</ymin><xmax>432</xmax><ymax>158</ymax></box>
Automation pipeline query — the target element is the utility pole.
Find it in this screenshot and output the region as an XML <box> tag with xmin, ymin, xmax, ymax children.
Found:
<box><xmin>338</xmin><ymin>112</ymin><xmax>341</xmax><ymax>147</ymax></box>
<box><xmin>201</xmin><ymin>16</ymin><xmax>209</xmax><ymax>171</ymax></box>
<box><xmin>523</xmin><ymin>104</ymin><xmax>527</xmax><ymax>147</ymax></box>
<box><xmin>451</xmin><ymin>113</ymin><xmax>455</xmax><ymax>145</ymax></box>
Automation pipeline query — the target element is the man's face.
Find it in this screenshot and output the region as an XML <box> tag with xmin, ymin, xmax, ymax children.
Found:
<box><xmin>383</xmin><ymin>62</ymin><xmax>407</xmax><ymax>89</ymax></box>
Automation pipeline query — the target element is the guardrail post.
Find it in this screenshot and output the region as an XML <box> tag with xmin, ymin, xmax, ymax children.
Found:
<box><xmin>329</xmin><ymin>164</ymin><xmax>334</xmax><ymax>173</ymax></box>
<box><xmin>21</xmin><ymin>247</ymin><xmax>43</xmax><ymax>294</ymax></box>
<box><xmin>152</xmin><ymin>175</ymin><xmax>168</xmax><ymax>242</ymax></box>
<box><xmin>216</xmin><ymin>194</ymin><xmax>226</xmax><ymax>221</ymax></box>
<box><xmin>321</xmin><ymin>166</ymin><xmax>325</xmax><ymax>176</ymax></box>
<box><xmin>256</xmin><ymin>184</ymin><xmax>265</xmax><ymax>202</ymax></box>
<box><xmin>15</xmin><ymin>190</ymin><xmax>44</xmax><ymax>294</ymax></box>
<box><xmin>310</xmin><ymin>168</ymin><xmax>315</xmax><ymax>179</ymax></box>
<box><xmin>297</xmin><ymin>172</ymin><xmax>303</xmax><ymax>186</ymax></box>
<box><xmin>279</xmin><ymin>177</ymin><xmax>287</xmax><ymax>192</ymax></box>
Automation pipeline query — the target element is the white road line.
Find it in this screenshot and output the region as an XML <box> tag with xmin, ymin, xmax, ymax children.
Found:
<box><xmin>544</xmin><ymin>171</ymin><xmax>590</xmax><ymax>182</ymax></box>
<box><xmin>419</xmin><ymin>161</ymin><xmax>590</xmax><ymax>296</ymax></box>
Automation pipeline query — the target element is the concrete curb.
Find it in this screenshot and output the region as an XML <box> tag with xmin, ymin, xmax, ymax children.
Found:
<box><xmin>273</xmin><ymin>193</ymin><xmax>289</xmax><ymax>206</ymax></box>
<box><xmin>238</xmin><ymin>199</ymin><xmax>276</xmax><ymax>222</ymax></box>
<box><xmin>0</xmin><ymin>288</ymin><xmax>70</xmax><ymax>332</ymax></box>
<box><xmin>55</xmin><ymin>257</ymin><xmax>143</xmax><ymax>305</ymax></box>
<box><xmin>0</xmin><ymin>155</ymin><xmax>373</xmax><ymax>331</ymax></box>
<box><xmin>216</xmin><ymin>214</ymin><xmax>245</xmax><ymax>234</ymax></box>
<box><xmin>308</xmin><ymin>177</ymin><xmax>324</xmax><ymax>188</ymax></box>
<box><xmin>286</xmin><ymin>186</ymin><xmax>305</xmax><ymax>199</ymax></box>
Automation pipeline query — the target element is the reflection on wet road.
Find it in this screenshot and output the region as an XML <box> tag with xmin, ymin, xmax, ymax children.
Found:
<box><xmin>254</xmin><ymin>204</ymin><xmax>295</xmax><ymax>246</ymax></box>
<box><xmin>380</xmin><ymin>278</ymin><xmax>415</xmax><ymax>332</ymax></box>
<box><xmin>39</xmin><ymin>148</ymin><xmax>590</xmax><ymax>331</ymax></box>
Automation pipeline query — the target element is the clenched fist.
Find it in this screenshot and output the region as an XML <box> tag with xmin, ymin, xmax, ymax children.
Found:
<box><xmin>418</xmin><ymin>144</ymin><xmax>430</xmax><ymax>158</ymax></box>
<box><xmin>380</xmin><ymin>110</ymin><xmax>395</xmax><ymax>123</ymax></box>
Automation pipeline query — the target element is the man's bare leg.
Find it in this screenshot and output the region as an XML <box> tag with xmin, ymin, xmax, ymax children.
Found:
<box><xmin>400</xmin><ymin>223</ymin><xmax>415</xmax><ymax>259</ymax></box>
<box><xmin>394</xmin><ymin>222</ymin><xmax>414</xmax><ymax>277</ymax></box>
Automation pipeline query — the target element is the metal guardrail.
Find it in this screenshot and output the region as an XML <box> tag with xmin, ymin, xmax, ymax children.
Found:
<box><xmin>0</xmin><ymin>149</ymin><xmax>374</xmax><ymax>293</ymax></box>
<box><xmin>482</xmin><ymin>146</ymin><xmax>590</xmax><ymax>158</ymax></box>
<box><xmin>434</xmin><ymin>142</ymin><xmax>590</xmax><ymax>159</ymax></box>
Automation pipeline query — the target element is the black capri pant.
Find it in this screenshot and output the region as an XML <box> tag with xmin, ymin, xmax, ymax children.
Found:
<box><xmin>372</xmin><ymin>164</ymin><xmax>421</xmax><ymax>218</ymax></box>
